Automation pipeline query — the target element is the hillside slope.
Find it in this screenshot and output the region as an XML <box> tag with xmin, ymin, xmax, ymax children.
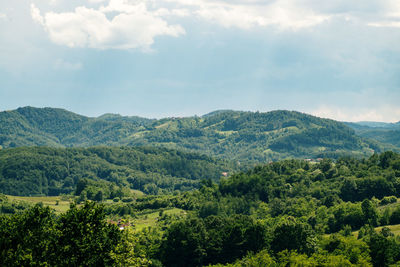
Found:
<box><xmin>0</xmin><ymin>107</ymin><xmax>392</xmax><ymax>162</ymax></box>
<box><xmin>0</xmin><ymin>107</ymin><xmax>153</xmax><ymax>148</ymax></box>
<box><xmin>345</xmin><ymin>121</ymin><xmax>400</xmax><ymax>148</ymax></box>
<box><xmin>0</xmin><ymin>146</ymin><xmax>233</xmax><ymax>196</ymax></box>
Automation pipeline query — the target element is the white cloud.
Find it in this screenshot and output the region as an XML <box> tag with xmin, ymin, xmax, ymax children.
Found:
<box><xmin>161</xmin><ymin>0</ymin><xmax>400</xmax><ymax>30</ymax></box>
<box><xmin>30</xmin><ymin>2</ymin><xmax>185</xmax><ymax>50</ymax></box>
<box><xmin>30</xmin><ymin>0</ymin><xmax>400</xmax><ymax>50</ymax></box>
<box><xmin>311</xmin><ymin>105</ymin><xmax>400</xmax><ymax>123</ymax></box>
<box><xmin>195</xmin><ymin>5</ymin><xmax>267</xmax><ymax>29</ymax></box>
<box><xmin>54</xmin><ymin>59</ymin><xmax>83</xmax><ymax>70</ymax></box>
<box><xmin>31</xmin><ymin>4</ymin><xmax>44</xmax><ymax>25</ymax></box>
<box><xmin>163</xmin><ymin>0</ymin><xmax>329</xmax><ymax>30</ymax></box>
<box><xmin>154</xmin><ymin>8</ymin><xmax>190</xmax><ymax>17</ymax></box>
<box><xmin>0</xmin><ymin>13</ymin><xmax>7</xmax><ymax>20</ymax></box>
<box><xmin>368</xmin><ymin>21</ymin><xmax>400</xmax><ymax>28</ymax></box>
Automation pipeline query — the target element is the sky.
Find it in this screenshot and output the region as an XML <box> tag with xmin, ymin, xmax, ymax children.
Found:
<box><xmin>0</xmin><ymin>0</ymin><xmax>400</xmax><ymax>122</ymax></box>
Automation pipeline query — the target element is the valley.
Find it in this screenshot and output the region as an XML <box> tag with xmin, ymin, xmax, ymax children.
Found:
<box><xmin>1</xmin><ymin>107</ymin><xmax>400</xmax><ymax>266</ymax></box>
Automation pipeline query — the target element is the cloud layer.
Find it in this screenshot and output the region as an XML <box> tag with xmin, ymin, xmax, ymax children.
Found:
<box><xmin>30</xmin><ymin>0</ymin><xmax>400</xmax><ymax>50</ymax></box>
<box><xmin>1</xmin><ymin>0</ymin><xmax>398</xmax><ymax>121</ymax></box>
<box><xmin>31</xmin><ymin>1</ymin><xmax>185</xmax><ymax>50</ymax></box>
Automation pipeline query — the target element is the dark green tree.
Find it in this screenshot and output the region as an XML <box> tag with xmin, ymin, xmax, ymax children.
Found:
<box><xmin>160</xmin><ymin>217</ymin><xmax>207</xmax><ymax>267</ymax></box>
<box><xmin>0</xmin><ymin>204</ymin><xmax>56</xmax><ymax>266</ymax></box>
<box><xmin>271</xmin><ymin>216</ymin><xmax>316</xmax><ymax>255</ymax></box>
<box><xmin>361</xmin><ymin>199</ymin><xmax>378</xmax><ymax>226</ymax></box>
<box><xmin>54</xmin><ymin>202</ymin><xmax>121</xmax><ymax>266</ymax></box>
<box><xmin>367</xmin><ymin>231</ymin><xmax>400</xmax><ymax>267</ymax></box>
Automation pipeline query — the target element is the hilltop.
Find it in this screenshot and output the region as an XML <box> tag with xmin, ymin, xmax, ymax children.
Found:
<box><xmin>0</xmin><ymin>107</ymin><xmax>396</xmax><ymax>162</ymax></box>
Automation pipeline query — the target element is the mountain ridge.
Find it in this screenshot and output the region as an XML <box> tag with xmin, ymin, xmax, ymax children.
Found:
<box><xmin>0</xmin><ymin>106</ymin><xmax>397</xmax><ymax>162</ymax></box>
<box><xmin>351</xmin><ymin>121</ymin><xmax>400</xmax><ymax>128</ymax></box>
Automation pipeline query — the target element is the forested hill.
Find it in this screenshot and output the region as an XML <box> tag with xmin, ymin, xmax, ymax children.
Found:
<box><xmin>345</xmin><ymin>121</ymin><xmax>400</xmax><ymax>149</ymax></box>
<box><xmin>0</xmin><ymin>106</ymin><xmax>394</xmax><ymax>162</ymax></box>
<box><xmin>0</xmin><ymin>107</ymin><xmax>153</xmax><ymax>148</ymax></box>
<box><xmin>0</xmin><ymin>146</ymin><xmax>234</xmax><ymax>196</ymax></box>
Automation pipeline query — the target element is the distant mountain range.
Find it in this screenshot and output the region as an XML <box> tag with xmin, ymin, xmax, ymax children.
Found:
<box><xmin>349</xmin><ymin>121</ymin><xmax>400</xmax><ymax>129</ymax></box>
<box><xmin>0</xmin><ymin>106</ymin><xmax>398</xmax><ymax>162</ymax></box>
<box><xmin>344</xmin><ymin>121</ymin><xmax>400</xmax><ymax>149</ymax></box>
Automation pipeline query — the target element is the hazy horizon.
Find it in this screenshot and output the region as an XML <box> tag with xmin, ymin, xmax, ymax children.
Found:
<box><xmin>3</xmin><ymin>105</ymin><xmax>399</xmax><ymax>123</ymax></box>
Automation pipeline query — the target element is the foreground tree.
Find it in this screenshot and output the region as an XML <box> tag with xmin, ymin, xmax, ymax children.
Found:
<box><xmin>0</xmin><ymin>204</ymin><xmax>56</xmax><ymax>266</ymax></box>
<box><xmin>53</xmin><ymin>202</ymin><xmax>121</xmax><ymax>266</ymax></box>
<box><xmin>0</xmin><ymin>202</ymin><xmax>124</xmax><ymax>266</ymax></box>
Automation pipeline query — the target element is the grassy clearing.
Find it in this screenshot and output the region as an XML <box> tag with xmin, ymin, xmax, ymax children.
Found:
<box><xmin>351</xmin><ymin>224</ymin><xmax>400</xmax><ymax>237</ymax></box>
<box><xmin>377</xmin><ymin>198</ymin><xmax>400</xmax><ymax>211</ymax></box>
<box><xmin>374</xmin><ymin>224</ymin><xmax>400</xmax><ymax>236</ymax></box>
<box><xmin>155</xmin><ymin>121</ymin><xmax>177</xmax><ymax>129</ymax></box>
<box><xmin>130</xmin><ymin>189</ymin><xmax>145</xmax><ymax>196</ymax></box>
<box><xmin>216</xmin><ymin>130</ymin><xmax>237</xmax><ymax>136</ymax></box>
<box><xmin>6</xmin><ymin>195</ymin><xmax>74</xmax><ymax>213</ymax></box>
<box><xmin>133</xmin><ymin>208</ymin><xmax>187</xmax><ymax>231</ymax></box>
<box><xmin>4</xmin><ymin>195</ymin><xmax>187</xmax><ymax>231</ymax></box>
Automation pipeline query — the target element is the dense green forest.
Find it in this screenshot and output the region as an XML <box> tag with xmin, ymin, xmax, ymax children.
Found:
<box><xmin>0</xmin><ymin>146</ymin><xmax>234</xmax><ymax>197</ymax></box>
<box><xmin>1</xmin><ymin>107</ymin><xmax>396</xmax><ymax>162</ymax></box>
<box><xmin>2</xmin><ymin>151</ymin><xmax>400</xmax><ymax>266</ymax></box>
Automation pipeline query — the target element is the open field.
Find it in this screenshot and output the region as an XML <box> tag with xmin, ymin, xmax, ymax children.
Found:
<box><xmin>351</xmin><ymin>224</ymin><xmax>400</xmax><ymax>237</ymax></box>
<box><xmin>4</xmin><ymin>195</ymin><xmax>187</xmax><ymax>231</ymax></box>
<box><xmin>6</xmin><ymin>195</ymin><xmax>74</xmax><ymax>213</ymax></box>
<box><xmin>133</xmin><ymin>208</ymin><xmax>187</xmax><ymax>231</ymax></box>
<box><xmin>374</xmin><ymin>224</ymin><xmax>400</xmax><ymax>236</ymax></box>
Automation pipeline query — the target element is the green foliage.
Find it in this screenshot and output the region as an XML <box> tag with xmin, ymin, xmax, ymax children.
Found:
<box><xmin>0</xmin><ymin>106</ymin><xmax>152</xmax><ymax>148</ymax></box>
<box><xmin>362</xmin><ymin>199</ymin><xmax>379</xmax><ymax>226</ymax></box>
<box><xmin>213</xmin><ymin>152</ymin><xmax>400</xmax><ymax>233</ymax></box>
<box><xmin>0</xmin><ymin>194</ymin><xmax>32</xmax><ymax>214</ymax></box>
<box><xmin>379</xmin><ymin>196</ymin><xmax>397</xmax><ymax>205</ymax></box>
<box><xmin>346</xmin><ymin>121</ymin><xmax>400</xmax><ymax>149</ymax></box>
<box><xmin>271</xmin><ymin>216</ymin><xmax>316</xmax><ymax>255</ymax></box>
<box><xmin>389</xmin><ymin>206</ymin><xmax>400</xmax><ymax>225</ymax></box>
<box><xmin>0</xmin><ymin>107</ymin><xmax>390</xmax><ymax>163</ymax></box>
<box><xmin>160</xmin><ymin>215</ymin><xmax>267</xmax><ymax>266</ymax></box>
<box><xmin>3</xmin><ymin>146</ymin><xmax>400</xmax><ymax>266</ymax></box>
<box><xmin>110</xmin><ymin>228</ymin><xmax>152</xmax><ymax>267</ymax></box>
<box><xmin>363</xmin><ymin>229</ymin><xmax>400</xmax><ymax>266</ymax></box>
<box><xmin>213</xmin><ymin>249</ymin><xmax>276</xmax><ymax>266</ymax></box>
<box><xmin>0</xmin><ymin>204</ymin><xmax>56</xmax><ymax>266</ymax></box>
<box><xmin>0</xmin><ymin>146</ymin><xmax>233</xmax><ymax>196</ymax></box>
<box><xmin>278</xmin><ymin>250</ymin><xmax>354</xmax><ymax>267</ymax></box>
<box><xmin>54</xmin><ymin>202</ymin><xmax>121</xmax><ymax>266</ymax></box>
<box><xmin>321</xmin><ymin>234</ymin><xmax>371</xmax><ymax>265</ymax></box>
<box><xmin>0</xmin><ymin>202</ymin><xmax>127</xmax><ymax>266</ymax></box>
